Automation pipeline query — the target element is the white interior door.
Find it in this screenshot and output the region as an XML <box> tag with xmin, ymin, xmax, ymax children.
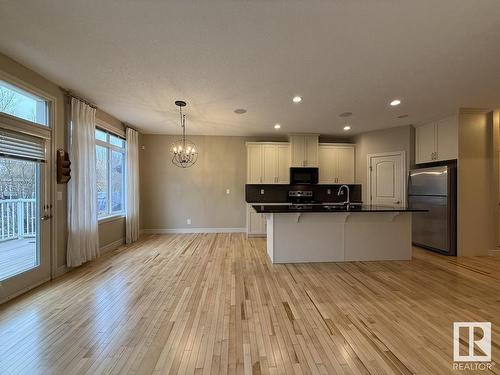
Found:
<box><xmin>368</xmin><ymin>152</ymin><xmax>405</xmax><ymax>207</ymax></box>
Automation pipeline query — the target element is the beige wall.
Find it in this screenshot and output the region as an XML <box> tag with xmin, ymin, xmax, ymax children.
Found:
<box><xmin>98</xmin><ymin>217</ymin><xmax>126</xmax><ymax>252</ymax></box>
<box><xmin>0</xmin><ymin>53</ymin><xmax>126</xmax><ymax>273</ymax></box>
<box><xmin>457</xmin><ymin>109</ymin><xmax>496</xmax><ymax>256</ymax></box>
<box><xmin>352</xmin><ymin>125</ymin><xmax>414</xmax><ymax>203</ymax></box>
<box><xmin>140</xmin><ymin>134</ymin><xmax>247</xmax><ymax>230</ymax></box>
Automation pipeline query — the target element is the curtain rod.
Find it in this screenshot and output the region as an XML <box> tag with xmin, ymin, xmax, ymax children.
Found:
<box><xmin>124</xmin><ymin>123</ymin><xmax>140</xmax><ymax>132</ymax></box>
<box><xmin>62</xmin><ymin>89</ymin><xmax>98</xmax><ymax>109</ymax></box>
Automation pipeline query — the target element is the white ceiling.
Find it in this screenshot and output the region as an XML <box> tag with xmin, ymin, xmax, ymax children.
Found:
<box><xmin>1</xmin><ymin>0</ymin><xmax>500</xmax><ymax>136</ymax></box>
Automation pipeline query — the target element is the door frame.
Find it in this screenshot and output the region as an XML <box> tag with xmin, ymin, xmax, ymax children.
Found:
<box><xmin>367</xmin><ymin>151</ymin><xmax>407</xmax><ymax>207</ymax></box>
<box><xmin>0</xmin><ymin>69</ymin><xmax>58</xmax><ymax>303</ymax></box>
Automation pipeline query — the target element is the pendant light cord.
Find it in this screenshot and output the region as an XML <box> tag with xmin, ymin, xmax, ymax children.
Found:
<box><xmin>179</xmin><ymin>105</ymin><xmax>186</xmax><ymax>148</ymax></box>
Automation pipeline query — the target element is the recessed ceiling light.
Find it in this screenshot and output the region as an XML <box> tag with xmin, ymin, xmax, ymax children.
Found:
<box><xmin>390</xmin><ymin>99</ymin><xmax>401</xmax><ymax>106</ymax></box>
<box><xmin>274</xmin><ymin>123</ymin><xmax>281</xmax><ymax>129</ymax></box>
<box><xmin>234</xmin><ymin>108</ymin><xmax>247</xmax><ymax>114</ymax></box>
<box><xmin>343</xmin><ymin>125</ymin><xmax>351</xmax><ymax>131</ymax></box>
<box><xmin>292</xmin><ymin>96</ymin><xmax>302</xmax><ymax>103</ymax></box>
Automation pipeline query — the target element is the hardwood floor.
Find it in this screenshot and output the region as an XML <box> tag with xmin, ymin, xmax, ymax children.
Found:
<box><xmin>1</xmin><ymin>233</ymin><xmax>499</xmax><ymax>374</ymax></box>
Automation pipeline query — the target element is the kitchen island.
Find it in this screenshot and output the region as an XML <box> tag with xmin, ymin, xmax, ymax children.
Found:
<box><xmin>252</xmin><ymin>204</ymin><xmax>425</xmax><ymax>263</ymax></box>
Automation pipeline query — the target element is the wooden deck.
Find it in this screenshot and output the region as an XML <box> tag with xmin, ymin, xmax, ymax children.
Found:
<box><xmin>0</xmin><ymin>233</ymin><xmax>499</xmax><ymax>374</ymax></box>
<box><xmin>0</xmin><ymin>238</ymin><xmax>37</xmax><ymax>281</ymax></box>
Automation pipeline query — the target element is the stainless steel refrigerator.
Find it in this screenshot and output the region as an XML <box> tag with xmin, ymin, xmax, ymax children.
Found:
<box><xmin>408</xmin><ymin>164</ymin><xmax>457</xmax><ymax>255</ymax></box>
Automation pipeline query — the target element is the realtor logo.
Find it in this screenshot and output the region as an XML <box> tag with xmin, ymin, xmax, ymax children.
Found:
<box><xmin>453</xmin><ymin>322</ymin><xmax>491</xmax><ymax>362</ymax></box>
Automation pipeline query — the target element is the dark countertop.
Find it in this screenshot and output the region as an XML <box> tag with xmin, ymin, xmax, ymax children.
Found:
<box><xmin>252</xmin><ymin>204</ymin><xmax>427</xmax><ymax>213</ymax></box>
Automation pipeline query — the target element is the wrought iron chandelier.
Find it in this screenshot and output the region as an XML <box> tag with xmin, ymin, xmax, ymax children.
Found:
<box><xmin>171</xmin><ymin>100</ymin><xmax>198</xmax><ymax>168</ymax></box>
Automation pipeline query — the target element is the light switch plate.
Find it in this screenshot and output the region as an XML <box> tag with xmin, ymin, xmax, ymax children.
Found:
<box><xmin>57</xmin><ymin>191</ymin><xmax>63</xmax><ymax>200</ymax></box>
<box><xmin>187</xmin><ymin>218</ymin><xmax>191</xmax><ymax>225</ymax></box>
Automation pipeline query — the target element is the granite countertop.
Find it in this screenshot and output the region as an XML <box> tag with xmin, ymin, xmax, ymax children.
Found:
<box><xmin>251</xmin><ymin>203</ymin><xmax>427</xmax><ymax>213</ymax></box>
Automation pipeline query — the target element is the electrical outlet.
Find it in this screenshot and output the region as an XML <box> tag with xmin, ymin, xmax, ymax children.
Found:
<box><xmin>57</xmin><ymin>191</ymin><xmax>63</xmax><ymax>200</ymax></box>
<box><xmin>260</xmin><ymin>189</ymin><xmax>265</xmax><ymax>195</ymax></box>
<box><xmin>327</xmin><ymin>189</ymin><xmax>331</xmax><ymax>195</ymax></box>
<box><xmin>187</xmin><ymin>218</ymin><xmax>191</xmax><ymax>225</ymax></box>
<box><xmin>226</xmin><ymin>189</ymin><xmax>230</xmax><ymax>194</ymax></box>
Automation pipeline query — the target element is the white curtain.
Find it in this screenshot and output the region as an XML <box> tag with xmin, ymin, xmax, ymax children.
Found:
<box><xmin>126</xmin><ymin>127</ymin><xmax>140</xmax><ymax>243</ymax></box>
<box><xmin>67</xmin><ymin>98</ymin><xmax>99</xmax><ymax>267</ymax></box>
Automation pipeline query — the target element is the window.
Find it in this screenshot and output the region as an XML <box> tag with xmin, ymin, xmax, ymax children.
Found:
<box><xmin>95</xmin><ymin>129</ymin><xmax>126</xmax><ymax>218</ymax></box>
<box><xmin>0</xmin><ymin>80</ymin><xmax>49</xmax><ymax>126</ymax></box>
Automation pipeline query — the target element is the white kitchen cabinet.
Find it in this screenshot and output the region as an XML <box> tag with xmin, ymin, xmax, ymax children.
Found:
<box><xmin>416</xmin><ymin>122</ymin><xmax>436</xmax><ymax>164</ymax></box>
<box><xmin>262</xmin><ymin>145</ymin><xmax>277</xmax><ymax>184</ymax></box>
<box><xmin>416</xmin><ymin>115</ymin><xmax>458</xmax><ymax>164</ymax></box>
<box><xmin>318</xmin><ymin>144</ymin><xmax>355</xmax><ymax>184</ymax></box>
<box><xmin>276</xmin><ymin>144</ymin><xmax>290</xmax><ymax>184</ymax></box>
<box><xmin>246</xmin><ymin>142</ymin><xmax>290</xmax><ymax>184</ymax></box>
<box><xmin>336</xmin><ymin>146</ymin><xmax>355</xmax><ymax>183</ymax></box>
<box><xmin>436</xmin><ymin>115</ymin><xmax>459</xmax><ymax>161</ymax></box>
<box><xmin>290</xmin><ymin>135</ymin><xmax>319</xmax><ymax>167</ymax></box>
<box><xmin>318</xmin><ymin>146</ymin><xmax>334</xmax><ymax>183</ymax></box>
<box><xmin>247</xmin><ymin>205</ymin><xmax>266</xmax><ymax>236</ymax></box>
<box><xmin>247</xmin><ymin>144</ymin><xmax>263</xmax><ymax>183</ymax></box>
<box><xmin>246</xmin><ymin>142</ymin><xmax>290</xmax><ymax>236</ymax></box>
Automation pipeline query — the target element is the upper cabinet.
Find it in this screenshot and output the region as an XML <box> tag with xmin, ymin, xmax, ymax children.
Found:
<box><xmin>318</xmin><ymin>144</ymin><xmax>355</xmax><ymax>184</ymax></box>
<box><xmin>247</xmin><ymin>142</ymin><xmax>290</xmax><ymax>184</ymax></box>
<box><xmin>290</xmin><ymin>135</ymin><xmax>319</xmax><ymax>167</ymax></box>
<box><xmin>247</xmin><ymin>144</ymin><xmax>263</xmax><ymax>183</ymax></box>
<box><xmin>436</xmin><ymin>115</ymin><xmax>459</xmax><ymax>161</ymax></box>
<box><xmin>416</xmin><ymin>115</ymin><xmax>458</xmax><ymax>164</ymax></box>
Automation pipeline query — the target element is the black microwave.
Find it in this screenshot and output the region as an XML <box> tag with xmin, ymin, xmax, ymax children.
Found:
<box><xmin>290</xmin><ymin>167</ymin><xmax>319</xmax><ymax>185</ymax></box>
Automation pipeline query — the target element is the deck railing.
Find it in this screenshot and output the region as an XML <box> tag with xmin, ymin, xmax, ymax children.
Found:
<box><xmin>0</xmin><ymin>199</ymin><xmax>36</xmax><ymax>242</ymax></box>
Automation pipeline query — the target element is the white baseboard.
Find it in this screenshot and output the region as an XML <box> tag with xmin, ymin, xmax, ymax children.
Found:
<box><xmin>488</xmin><ymin>249</ymin><xmax>500</xmax><ymax>256</ymax></box>
<box><xmin>141</xmin><ymin>227</ymin><xmax>246</xmax><ymax>234</ymax></box>
<box><xmin>100</xmin><ymin>238</ymin><xmax>125</xmax><ymax>254</ymax></box>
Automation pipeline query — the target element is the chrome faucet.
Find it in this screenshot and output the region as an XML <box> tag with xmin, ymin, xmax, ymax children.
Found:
<box><xmin>337</xmin><ymin>185</ymin><xmax>350</xmax><ymax>207</ymax></box>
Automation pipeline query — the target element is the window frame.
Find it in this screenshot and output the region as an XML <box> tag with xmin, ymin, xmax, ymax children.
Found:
<box><xmin>0</xmin><ymin>77</ymin><xmax>52</xmax><ymax>129</ymax></box>
<box><xmin>95</xmin><ymin>127</ymin><xmax>126</xmax><ymax>221</ymax></box>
